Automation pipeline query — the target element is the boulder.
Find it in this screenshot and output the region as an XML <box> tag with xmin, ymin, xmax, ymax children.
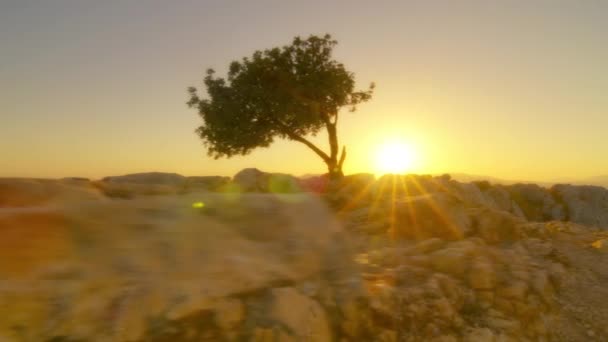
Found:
<box><xmin>101</xmin><ymin>172</ymin><xmax>185</xmax><ymax>185</ymax></box>
<box><xmin>430</xmin><ymin>247</ymin><xmax>473</xmax><ymax>277</ymax></box>
<box><xmin>468</xmin><ymin>259</ymin><xmax>496</xmax><ymax>290</ymax></box>
<box><xmin>506</xmin><ymin>183</ymin><xmax>562</xmax><ymax>221</ymax></box>
<box><xmin>213</xmin><ymin>298</ymin><xmax>245</xmax><ymax>330</ymax></box>
<box><xmin>233</xmin><ymin>168</ymin><xmax>266</xmax><ymax>192</ymax></box>
<box><xmin>467</xmin><ymin>208</ymin><xmax>525</xmax><ymax>243</ymax></box>
<box><xmin>552</xmin><ymin>184</ymin><xmax>608</xmax><ymax>229</ymax></box>
<box><xmin>463</xmin><ymin>328</ymin><xmax>495</xmax><ymax>342</ymax></box>
<box><xmin>92</xmin><ymin>181</ymin><xmax>180</xmax><ymax>198</ymax></box>
<box><xmin>484</xmin><ymin>186</ymin><xmax>526</xmax><ymax>219</ymax></box>
<box><xmin>233</xmin><ymin>168</ymin><xmax>301</xmax><ymax>193</ymax></box>
<box><xmin>331</xmin><ymin>173</ymin><xmax>377</xmax><ymax>208</ymax></box>
<box><xmin>185</xmin><ymin>176</ymin><xmax>230</xmax><ymax>191</ymax></box>
<box><xmin>451</xmin><ymin>182</ymin><xmax>495</xmax><ymax>208</ymax></box>
<box><xmin>496</xmin><ymin>281</ymin><xmax>528</xmax><ymax>301</ymax></box>
<box><xmin>94</xmin><ymin>172</ymin><xmax>188</xmax><ymax>198</ymax></box>
<box><xmin>269</xmin><ymin>287</ymin><xmax>332</xmax><ymax>341</ymax></box>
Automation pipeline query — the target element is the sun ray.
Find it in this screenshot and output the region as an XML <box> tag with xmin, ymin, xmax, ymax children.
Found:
<box><xmin>408</xmin><ymin>177</ymin><xmax>464</xmax><ymax>239</ymax></box>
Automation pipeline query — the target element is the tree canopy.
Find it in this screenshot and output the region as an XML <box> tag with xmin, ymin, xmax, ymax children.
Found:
<box><xmin>187</xmin><ymin>34</ymin><xmax>374</xmax><ymax>179</ymax></box>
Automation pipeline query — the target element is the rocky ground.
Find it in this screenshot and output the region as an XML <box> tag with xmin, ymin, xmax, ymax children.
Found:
<box><xmin>0</xmin><ymin>171</ymin><xmax>608</xmax><ymax>341</ymax></box>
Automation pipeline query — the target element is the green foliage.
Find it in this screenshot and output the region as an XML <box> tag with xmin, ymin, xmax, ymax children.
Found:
<box><xmin>187</xmin><ymin>34</ymin><xmax>374</xmax><ymax>172</ymax></box>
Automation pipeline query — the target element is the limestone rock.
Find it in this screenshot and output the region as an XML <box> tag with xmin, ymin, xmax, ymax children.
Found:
<box><xmin>413</xmin><ymin>238</ymin><xmax>447</xmax><ymax>254</ymax></box>
<box><xmin>430</xmin><ymin>247</ymin><xmax>474</xmax><ymax>277</ymax></box>
<box><xmin>453</xmin><ymin>182</ymin><xmax>495</xmax><ymax>208</ymax></box>
<box><xmin>0</xmin><ymin>178</ymin><xmax>102</xmax><ymax>206</ymax></box>
<box><xmin>464</xmin><ymin>327</ymin><xmax>495</xmax><ymax>342</ymax></box>
<box><xmin>505</xmin><ymin>183</ymin><xmax>559</xmax><ymax>221</ymax></box>
<box><xmin>468</xmin><ymin>208</ymin><xmax>525</xmax><ymax>243</ymax></box>
<box><xmin>269</xmin><ymin>287</ymin><xmax>331</xmax><ymax>341</ymax></box>
<box><xmin>496</xmin><ymin>281</ymin><xmax>528</xmax><ymax>301</ymax></box>
<box><xmin>185</xmin><ymin>176</ymin><xmax>230</xmax><ymax>191</ymax></box>
<box><xmin>468</xmin><ymin>259</ymin><xmax>496</xmax><ymax>290</ymax></box>
<box><xmin>484</xmin><ymin>186</ymin><xmax>526</xmax><ymax>219</ymax></box>
<box><xmin>0</xmin><ymin>193</ymin><xmax>343</xmax><ymax>341</ymax></box>
<box><xmin>233</xmin><ymin>168</ymin><xmax>301</xmax><ymax>193</ymax></box>
<box><xmin>102</xmin><ymin>172</ymin><xmax>185</xmax><ymax>185</ymax></box>
<box><xmin>552</xmin><ymin>184</ymin><xmax>608</xmax><ymax>229</ymax></box>
<box><xmin>93</xmin><ymin>181</ymin><xmax>180</xmax><ymax>198</ymax></box>
<box><xmin>213</xmin><ymin>298</ymin><xmax>244</xmax><ymax>330</ymax></box>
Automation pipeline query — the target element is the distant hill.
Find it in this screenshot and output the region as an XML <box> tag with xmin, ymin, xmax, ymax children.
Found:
<box><xmin>570</xmin><ymin>175</ymin><xmax>608</xmax><ymax>189</ymax></box>
<box><xmin>447</xmin><ymin>173</ymin><xmax>608</xmax><ymax>189</ymax></box>
<box><xmin>446</xmin><ymin>173</ymin><xmax>547</xmax><ymax>186</ymax></box>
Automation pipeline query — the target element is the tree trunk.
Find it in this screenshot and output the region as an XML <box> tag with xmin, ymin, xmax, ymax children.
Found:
<box><xmin>326</xmin><ymin>159</ymin><xmax>343</xmax><ymax>180</ymax></box>
<box><xmin>326</xmin><ymin>122</ymin><xmax>345</xmax><ymax>180</ymax></box>
<box><xmin>279</xmin><ymin>116</ymin><xmax>346</xmax><ymax>180</ymax></box>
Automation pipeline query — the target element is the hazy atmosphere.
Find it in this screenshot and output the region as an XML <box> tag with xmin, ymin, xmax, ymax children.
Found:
<box><xmin>1</xmin><ymin>0</ymin><xmax>607</xmax><ymax>181</ymax></box>
<box><xmin>3</xmin><ymin>2</ymin><xmax>608</xmax><ymax>341</ymax></box>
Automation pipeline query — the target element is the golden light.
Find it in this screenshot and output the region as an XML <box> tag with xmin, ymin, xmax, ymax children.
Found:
<box><xmin>375</xmin><ymin>141</ymin><xmax>417</xmax><ymax>174</ymax></box>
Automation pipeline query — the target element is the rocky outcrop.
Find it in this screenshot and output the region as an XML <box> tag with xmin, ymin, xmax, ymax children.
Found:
<box><xmin>505</xmin><ymin>183</ymin><xmax>565</xmax><ymax>221</ymax></box>
<box><xmin>352</xmin><ymin>220</ymin><xmax>605</xmax><ymax>341</ymax></box>
<box><xmin>185</xmin><ymin>176</ymin><xmax>231</xmax><ymax>191</ymax></box>
<box><xmin>391</xmin><ymin>193</ymin><xmax>471</xmax><ymax>240</ymax></box>
<box><xmin>233</xmin><ymin>168</ymin><xmax>301</xmax><ymax>193</ymax></box>
<box><xmin>2</xmin><ymin>177</ymin><xmax>608</xmax><ymax>341</ymax></box>
<box><xmin>0</xmin><ymin>178</ymin><xmax>102</xmax><ymax>207</ymax></box>
<box><xmin>325</xmin><ymin>173</ymin><xmax>376</xmax><ymax>210</ymax></box>
<box><xmin>94</xmin><ymin>172</ymin><xmax>187</xmax><ymax>198</ymax></box>
<box><xmin>552</xmin><ymin>184</ymin><xmax>608</xmax><ymax>228</ymax></box>
<box><xmin>59</xmin><ymin>171</ymin><xmax>608</xmax><ymax>230</ymax></box>
<box><xmin>0</xmin><ymin>192</ymin><xmax>367</xmax><ymax>341</ymax></box>
<box><xmin>102</xmin><ymin>172</ymin><xmax>186</xmax><ymax>185</ymax></box>
<box><xmin>92</xmin><ymin>180</ymin><xmax>183</xmax><ymax>198</ymax></box>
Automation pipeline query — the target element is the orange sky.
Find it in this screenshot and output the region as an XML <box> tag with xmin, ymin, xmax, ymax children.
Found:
<box><xmin>1</xmin><ymin>1</ymin><xmax>607</xmax><ymax>181</ymax></box>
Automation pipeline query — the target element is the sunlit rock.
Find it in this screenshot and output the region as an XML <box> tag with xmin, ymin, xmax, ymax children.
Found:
<box><xmin>102</xmin><ymin>172</ymin><xmax>184</xmax><ymax>184</ymax></box>
<box><xmin>269</xmin><ymin>287</ymin><xmax>332</xmax><ymax>342</ymax></box>
<box><xmin>233</xmin><ymin>168</ymin><xmax>301</xmax><ymax>193</ymax></box>
<box><xmin>467</xmin><ymin>207</ymin><xmax>525</xmax><ymax>243</ymax></box>
<box><xmin>0</xmin><ymin>178</ymin><xmax>102</xmax><ymax>207</ymax></box>
<box><xmin>553</xmin><ymin>184</ymin><xmax>608</xmax><ymax>228</ymax></box>
<box><xmin>391</xmin><ymin>193</ymin><xmax>471</xmax><ymax>240</ymax></box>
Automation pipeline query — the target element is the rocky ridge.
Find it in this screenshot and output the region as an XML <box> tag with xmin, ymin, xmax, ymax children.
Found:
<box><xmin>0</xmin><ymin>171</ymin><xmax>607</xmax><ymax>341</ymax></box>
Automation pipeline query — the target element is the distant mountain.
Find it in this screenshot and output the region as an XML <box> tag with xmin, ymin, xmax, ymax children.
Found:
<box><xmin>448</xmin><ymin>173</ymin><xmax>608</xmax><ymax>189</ymax></box>
<box><xmin>570</xmin><ymin>175</ymin><xmax>608</xmax><ymax>188</ymax></box>
<box><xmin>446</xmin><ymin>173</ymin><xmax>539</xmax><ymax>185</ymax></box>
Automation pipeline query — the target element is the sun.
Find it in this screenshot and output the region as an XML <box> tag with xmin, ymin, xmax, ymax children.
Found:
<box><xmin>375</xmin><ymin>141</ymin><xmax>417</xmax><ymax>174</ymax></box>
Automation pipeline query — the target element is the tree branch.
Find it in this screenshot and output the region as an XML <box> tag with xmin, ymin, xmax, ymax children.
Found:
<box><xmin>287</xmin><ymin>131</ymin><xmax>331</xmax><ymax>163</ymax></box>
<box><xmin>338</xmin><ymin>145</ymin><xmax>347</xmax><ymax>169</ymax></box>
<box><xmin>273</xmin><ymin>119</ymin><xmax>331</xmax><ymax>163</ymax></box>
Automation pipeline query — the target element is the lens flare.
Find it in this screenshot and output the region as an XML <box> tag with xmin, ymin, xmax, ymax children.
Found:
<box><xmin>192</xmin><ymin>201</ymin><xmax>205</xmax><ymax>209</ymax></box>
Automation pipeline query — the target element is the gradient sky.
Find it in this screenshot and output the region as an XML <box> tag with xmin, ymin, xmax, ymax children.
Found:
<box><xmin>1</xmin><ymin>0</ymin><xmax>607</xmax><ymax>181</ymax></box>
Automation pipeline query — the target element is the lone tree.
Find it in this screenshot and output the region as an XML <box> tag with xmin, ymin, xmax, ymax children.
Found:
<box><xmin>187</xmin><ymin>34</ymin><xmax>374</xmax><ymax>179</ymax></box>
